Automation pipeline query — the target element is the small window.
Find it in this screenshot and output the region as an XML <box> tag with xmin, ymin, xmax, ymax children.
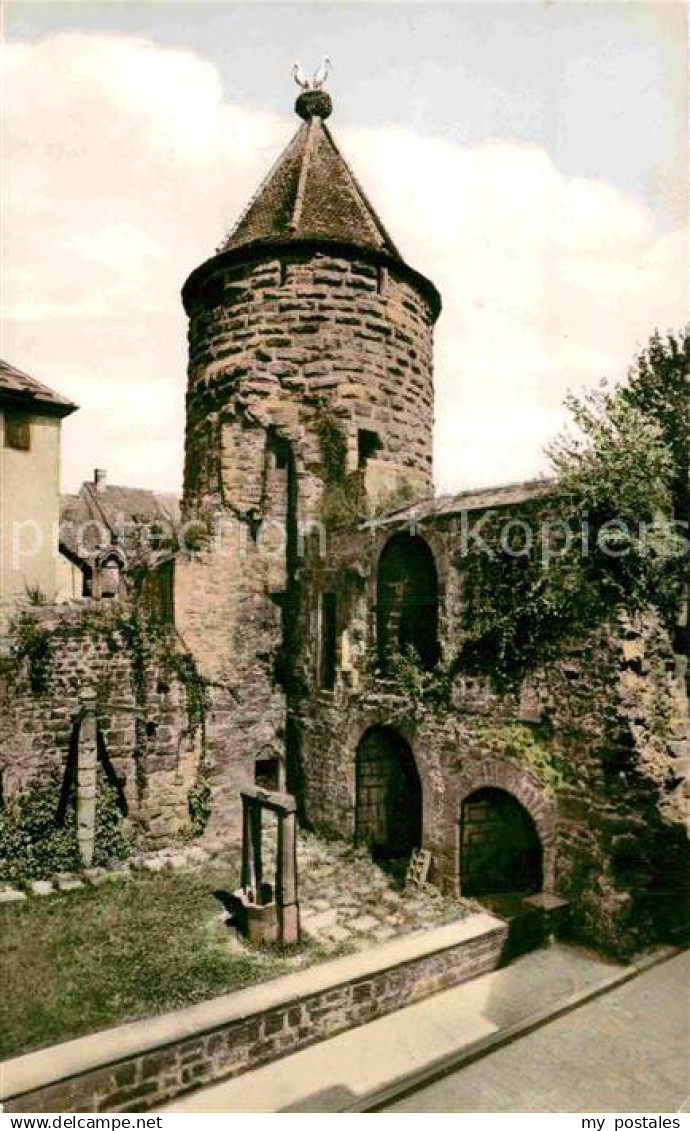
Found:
<box><xmin>4</xmin><ymin>412</ymin><xmax>31</xmax><ymax>451</ymax></box>
<box><xmin>357</xmin><ymin>429</ymin><xmax>381</xmax><ymax>469</ymax></box>
<box><xmin>319</xmin><ymin>592</ymin><xmax>337</xmax><ymax>690</ymax></box>
<box><xmin>255</xmin><ymin>757</ymin><xmax>282</xmax><ymax>792</ymax></box>
<box><xmin>268</xmin><ymin>429</ymin><xmax>290</xmax><ymax>470</ymax></box>
<box><xmin>274</xmin><ymin>442</ymin><xmax>288</xmax><ymax>470</ymax></box>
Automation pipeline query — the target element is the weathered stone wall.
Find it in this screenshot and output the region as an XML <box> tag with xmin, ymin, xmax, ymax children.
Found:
<box><xmin>295</xmin><ymin>515</ymin><xmax>690</xmax><ymax>956</ymax></box>
<box><xmin>0</xmin><ymin>604</ymin><xmax>214</xmax><ymax>845</ymax></box>
<box><xmin>182</xmin><ymin>248</ymin><xmax>436</xmax><ymax>518</ymax></box>
<box><xmin>175</xmin><ymin>242</ymin><xmax>437</xmax><ymax>826</ymax></box>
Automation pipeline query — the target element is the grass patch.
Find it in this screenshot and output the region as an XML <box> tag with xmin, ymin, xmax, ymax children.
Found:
<box><xmin>0</xmin><ymin>864</ymin><xmax>347</xmax><ymax>1061</ymax></box>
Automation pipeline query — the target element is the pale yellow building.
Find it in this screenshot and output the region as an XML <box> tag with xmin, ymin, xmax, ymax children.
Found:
<box><xmin>0</xmin><ymin>359</ymin><xmax>77</xmax><ymax>632</ymax></box>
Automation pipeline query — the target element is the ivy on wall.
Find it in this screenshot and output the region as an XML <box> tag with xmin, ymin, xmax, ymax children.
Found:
<box><xmin>186</xmin><ymin>772</ymin><xmax>212</xmax><ymax>839</ymax></box>
<box><xmin>4</xmin><ymin>599</ymin><xmax>212</xmax><ymax>837</ymax></box>
<box><xmin>472</xmin><ymin>720</ymin><xmax>570</xmax><ymax>795</ymax></box>
<box><xmin>8</xmin><ymin>615</ymin><xmax>54</xmax><ymax>695</ymax></box>
<box><xmin>314</xmin><ymin>409</ymin><xmax>366</xmax><ymax>529</ymax></box>
<box><xmin>0</xmin><ymin>770</ymin><xmax>131</xmax><ymax>884</ymax></box>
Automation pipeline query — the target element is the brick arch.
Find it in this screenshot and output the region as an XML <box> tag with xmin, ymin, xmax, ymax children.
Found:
<box><xmin>456</xmin><ymin>759</ymin><xmax>557</xmax><ymax>892</ymax></box>
<box><xmin>355</xmin><ymin>724</ymin><xmax>422</xmax><ymax>859</ymax></box>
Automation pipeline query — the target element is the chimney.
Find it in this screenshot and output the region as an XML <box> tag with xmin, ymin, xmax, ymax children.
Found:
<box><xmin>94</xmin><ymin>468</ymin><xmax>107</xmax><ymax>494</ymax></box>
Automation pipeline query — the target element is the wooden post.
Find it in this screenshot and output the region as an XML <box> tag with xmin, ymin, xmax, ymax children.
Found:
<box><xmin>250</xmin><ymin>801</ymin><xmax>263</xmax><ymax>902</ymax></box>
<box><xmin>277</xmin><ymin>808</ymin><xmax>299</xmax><ymax>943</ymax></box>
<box><xmin>241</xmin><ymin>794</ymin><xmax>253</xmax><ymax>894</ymax></box>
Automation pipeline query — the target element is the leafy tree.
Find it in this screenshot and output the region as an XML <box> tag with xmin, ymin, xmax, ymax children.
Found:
<box><xmin>621</xmin><ymin>329</ymin><xmax>689</xmax><ymax>525</ymax></box>
<box><xmin>456</xmin><ymin>328</ymin><xmax>689</xmax><ymax>685</ymax></box>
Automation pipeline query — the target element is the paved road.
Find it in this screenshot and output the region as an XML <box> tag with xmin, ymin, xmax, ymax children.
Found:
<box><xmin>386</xmin><ymin>952</ymin><xmax>690</xmax><ymax>1113</ymax></box>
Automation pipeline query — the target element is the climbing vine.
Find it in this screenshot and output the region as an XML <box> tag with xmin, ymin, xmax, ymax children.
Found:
<box><xmin>6</xmin><ymin>600</ymin><xmax>212</xmax><ymax>818</ymax></box>
<box><xmin>9</xmin><ymin>615</ymin><xmax>54</xmax><ymax>695</ymax></box>
<box><xmin>314</xmin><ymin>409</ymin><xmax>366</xmax><ymax>528</ymax></box>
<box><xmin>472</xmin><ymin>720</ymin><xmax>570</xmax><ymax>795</ymax></box>
<box><xmin>0</xmin><ymin>770</ymin><xmax>131</xmax><ymax>884</ymax></box>
<box><xmin>452</xmin><ymin>333</ymin><xmax>688</xmax><ymax>689</ymax></box>
<box><xmin>186</xmin><ymin>771</ymin><xmax>212</xmax><ymax>839</ymax></box>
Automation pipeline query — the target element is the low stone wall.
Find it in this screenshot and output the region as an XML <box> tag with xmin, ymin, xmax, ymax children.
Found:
<box><xmin>1</xmin><ymin>913</ymin><xmax>507</xmax><ymax>1114</ymax></box>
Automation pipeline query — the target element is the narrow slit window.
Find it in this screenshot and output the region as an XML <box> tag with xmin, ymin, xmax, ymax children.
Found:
<box><xmin>319</xmin><ymin>592</ymin><xmax>337</xmax><ymax>690</ymax></box>
<box><xmin>357</xmin><ymin>429</ymin><xmax>381</xmax><ymax>469</ymax></box>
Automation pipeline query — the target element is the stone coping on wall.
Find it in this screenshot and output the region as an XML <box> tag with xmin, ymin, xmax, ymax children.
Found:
<box><xmin>1</xmin><ymin>911</ymin><xmax>503</xmax><ymax>1107</ymax></box>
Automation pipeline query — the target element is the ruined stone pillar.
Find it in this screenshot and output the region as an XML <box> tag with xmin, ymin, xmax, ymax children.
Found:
<box><xmin>77</xmin><ymin>688</ymin><xmax>98</xmax><ymax>868</ymax></box>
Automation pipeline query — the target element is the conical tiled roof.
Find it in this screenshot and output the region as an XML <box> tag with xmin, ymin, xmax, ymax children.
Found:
<box><xmin>220</xmin><ymin>103</ymin><xmax>401</xmax><ymax>259</ymax></box>
<box><xmin>183</xmin><ymin>87</ymin><xmax>441</xmax><ymax>321</ymax></box>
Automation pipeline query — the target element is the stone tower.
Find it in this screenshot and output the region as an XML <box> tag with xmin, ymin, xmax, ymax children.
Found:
<box><xmin>174</xmin><ymin>82</ymin><xmax>441</xmax><ymax>825</ymax></box>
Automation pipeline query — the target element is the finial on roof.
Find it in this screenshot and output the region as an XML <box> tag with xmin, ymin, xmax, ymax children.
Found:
<box><xmin>292</xmin><ymin>57</ymin><xmax>333</xmax><ymax>120</ymax></box>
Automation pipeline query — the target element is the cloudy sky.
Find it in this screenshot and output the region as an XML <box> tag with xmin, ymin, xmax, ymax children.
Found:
<box><xmin>3</xmin><ymin>1</ymin><xmax>688</xmax><ymax>494</ymax></box>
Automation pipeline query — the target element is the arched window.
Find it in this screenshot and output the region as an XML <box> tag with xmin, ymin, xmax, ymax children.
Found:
<box><xmin>376</xmin><ymin>533</ymin><xmax>439</xmax><ymax>670</ymax></box>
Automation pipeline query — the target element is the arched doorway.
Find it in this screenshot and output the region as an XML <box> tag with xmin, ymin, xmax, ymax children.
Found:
<box><xmin>355</xmin><ymin>726</ymin><xmax>422</xmax><ymax>860</ymax></box>
<box><xmin>376</xmin><ymin>533</ymin><xmax>439</xmax><ymax>670</ymax></box>
<box><xmin>460</xmin><ymin>788</ymin><xmax>543</xmax><ymax>896</ymax></box>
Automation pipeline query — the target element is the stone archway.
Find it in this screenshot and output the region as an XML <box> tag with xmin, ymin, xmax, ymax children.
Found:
<box><xmin>460</xmin><ymin>788</ymin><xmax>543</xmax><ymax>896</ymax></box>
<box><xmin>456</xmin><ymin>760</ymin><xmax>557</xmax><ymax>894</ymax></box>
<box><xmin>355</xmin><ymin>726</ymin><xmax>422</xmax><ymax>860</ymax></box>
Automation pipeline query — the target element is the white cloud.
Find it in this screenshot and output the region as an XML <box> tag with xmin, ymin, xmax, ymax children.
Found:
<box><xmin>3</xmin><ymin>32</ymin><xmax>686</xmax><ymax>495</ymax></box>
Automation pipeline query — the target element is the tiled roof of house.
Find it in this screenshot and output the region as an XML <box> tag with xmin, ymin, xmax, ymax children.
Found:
<box><xmin>60</xmin><ymin>478</ymin><xmax>180</xmax><ymax>566</ymax></box>
<box><xmin>220</xmin><ymin>99</ymin><xmax>401</xmax><ymax>259</ymax></box>
<box><xmin>0</xmin><ymin>359</ymin><xmax>77</xmax><ymax>417</ymax></box>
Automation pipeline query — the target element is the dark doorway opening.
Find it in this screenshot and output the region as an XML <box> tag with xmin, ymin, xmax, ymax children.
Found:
<box><xmin>460</xmin><ymin>787</ymin><xmax>543</xmax><ymax>897</ymax></box>
<box><xmin>376</xmin><ymin>533</ymin><xmax>439</xmax><ymax>671</ymax></box>
<box><xmin>355</xmin><ymin>726</ymin><xmax>422</xmax><ymax>861</ymax></box>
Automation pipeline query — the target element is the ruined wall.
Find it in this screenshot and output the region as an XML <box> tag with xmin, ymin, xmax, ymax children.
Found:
<box><xmin>0</xmin><ymin>604</ymin><xmax>232</xmax><ymax>847</ymax></box>
<box><xmin>295</xmin><ymin>516</ymin><xmax>690</xmax><ymax>956</ymax></box>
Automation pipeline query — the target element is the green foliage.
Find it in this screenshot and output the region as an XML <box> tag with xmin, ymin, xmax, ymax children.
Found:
<box><xmin>315</xmin><ymin>410</ymin><xmax>348</xmax><ymax>483</ymax></box>
<box><xmin>621</xmin><ymin>329</ymin><xmax>689</xmax><ymax>523</ymax></box>
<box><xmin>187</xmin><ymin>771</ymin><xmax>212</xmax><ymax>839</ymax></box>
<box><xmin>0</xmin><ymin>771</ymin><xmax>130</xmax><ymax>884</ymax></box>
<box><xmin>363</xmin><ymin>643</ymin><xmax>451</xmax><ymax>720</ymax></box>
<box><xmin>10</xmin><ymin>615</ymin><xmax>53</xmax><ymax>694</ymax></box>
<box><xmin>473</xmin><ymin>721</ymin><xmax>569</xmax><ymax>794</ymax></box>
<box><xmin>166</xmin><ymin>651</ymin><xmax>209</xmax><ymax>733</ymax></box>
<box><xmin>320</xmin><ymin>477</ymin><xmax>367</xmax><ymax>528</ymax></box>
<box><xmin>315</xmin><ymin>409</ymin><xmax>367</xmax><ymax>528</ymax></box>
<box><xmin>455</xmin><ymin>330</ymin><xmax>689</xmax><ymax>686</ymax></box>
